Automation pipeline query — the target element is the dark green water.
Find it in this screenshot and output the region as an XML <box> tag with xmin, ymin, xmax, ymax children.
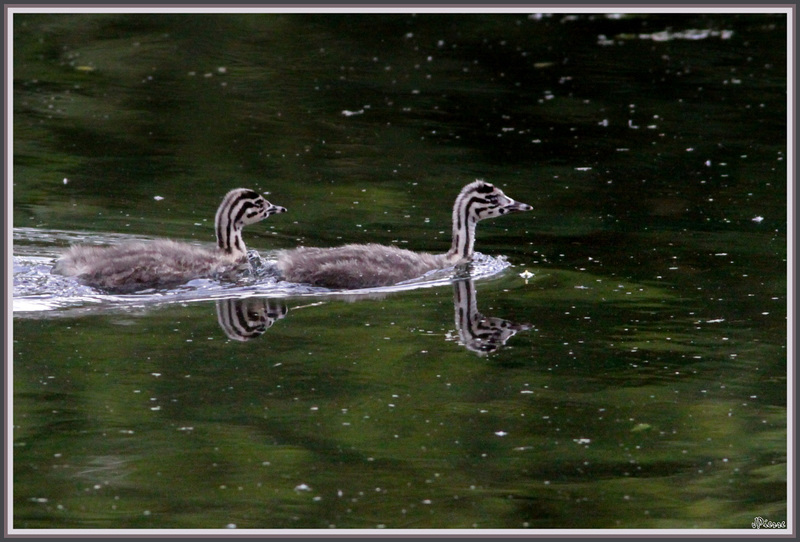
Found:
<box><xmin>12</xmin><ymin>12</ymin><xmax>788</xmax><ymax>530</ymax></box>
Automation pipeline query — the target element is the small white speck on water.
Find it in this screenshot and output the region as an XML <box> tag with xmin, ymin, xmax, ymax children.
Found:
<box><xmin>153</xmin><ymin>195</ymin><xmax>164</xmax><ymax>201</ymax></box>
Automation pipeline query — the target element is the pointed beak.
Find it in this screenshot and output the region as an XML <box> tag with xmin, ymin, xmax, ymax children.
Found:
<box><xmin>268</xmin><ymin>205</ymin><xmax>287</xmax><ymax>216</ymax></box>
<box><xmin>504</xmin><ymin>200</ymin><xmax>533</xmax><ymax>213</ymax></box>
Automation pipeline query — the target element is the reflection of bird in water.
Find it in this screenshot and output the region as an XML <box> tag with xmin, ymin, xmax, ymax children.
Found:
<box><xmin>276</xmin><ymin>180</ymin><xmax>531</xmax><ymax>289</ymax></box>
<box><xmin>216</xmin><ymin>297</ymin><xmax>288</xmax><ymax>342</ymax></box>
<box><xmin>453</xmin><ymin>279</ymin><xmax>531</xmax><ymax>354</ymax></box>
<box><xmin>51</xmin><ymin>189</ymin><xmax>287</xmax><ymax>293</ymax></box>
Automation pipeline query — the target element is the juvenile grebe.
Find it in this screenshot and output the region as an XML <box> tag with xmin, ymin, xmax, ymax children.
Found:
<box><xmin>276</xmin><ymin>180</ymin><xmax>531</xmax><ymax>289</ymax></box>
<box><xmin>51</xmin><ymin>188</ymin><xmax>286</xmax><ymax>293</ymax></box>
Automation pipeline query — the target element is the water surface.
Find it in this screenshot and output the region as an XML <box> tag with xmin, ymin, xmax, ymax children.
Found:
<box><xmin>12</xmin><ymin>12</ymin><xmax>788</xmax><ymax>531</ymax></box>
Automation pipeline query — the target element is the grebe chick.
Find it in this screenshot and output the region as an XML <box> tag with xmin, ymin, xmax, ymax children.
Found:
<box><xmin>276</xmin><ymin>180</ymin><xmax>531</xmax><ymax>290</ymax></box>
<box><xmin>52</xmin><ymin>188</ymin><xmax>287</xmax><ymax>293</ymax></box>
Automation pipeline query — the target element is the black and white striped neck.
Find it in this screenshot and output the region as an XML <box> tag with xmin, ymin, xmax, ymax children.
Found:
<box><xmin>215</xmin><ymin>188</ymin><xmax>287</xmax><ymax>256</ymax></box>
<box><xmin>453</xmin><ymin>279</ymin><xmax>532</xmax><ymax>354</ymax></box>
<box><xmin>216</xmin><ymin>298</ymin><xmax>288</xmax><ymax>341</ymax></box>
<box><xmin>446</xmin><ymin>180</ymin><xmax>532</xmax><ymax>262</ymax></box>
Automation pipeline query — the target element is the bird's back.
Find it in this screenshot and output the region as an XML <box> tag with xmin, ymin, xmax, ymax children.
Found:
<box><xmin>277</xmin><ymin>243</ymin><xmax>450</xmax><ymax>289</ymax></box>
<box><xmin>52</xmin><ymin>240</ymin><xmax>243</xmax><ymax>293</ymax></box>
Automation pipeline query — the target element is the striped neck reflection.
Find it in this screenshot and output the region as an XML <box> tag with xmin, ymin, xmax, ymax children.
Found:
<box><xmin>216</xmin><ymin>297</ymin><xmax>288</xmax><ymax>342</ymax></box>
<box><xmin>453</xmin><ymin>279</ymin><xmax>531</xmax><ymax>354</ymax></box>
<box><xmin>214</xmin><ymin>281</ymin><xmax>530</xmax><ymax>350</ymax></box>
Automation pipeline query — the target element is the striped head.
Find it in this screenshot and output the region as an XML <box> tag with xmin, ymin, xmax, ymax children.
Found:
<box><xmin>458</xmin><ymin>180</ymin><xmax>532</xmax><ymax>220</ymax></box>
<box><xmin>449</xmin><ymin>180</ymin><xmax>532</xmax><ymax>260</ymax></box>
<box><xmin>215</xmin><ymin>188</ymin><xmax>287</xmax><ymax>255</ymax></box>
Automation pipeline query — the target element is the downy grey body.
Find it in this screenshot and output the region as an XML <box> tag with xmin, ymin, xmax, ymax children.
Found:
<box><xmin>276</xmin><ymin>180</ymin><xmax>531</xmax><ymax>289</ymax></box>
<box><xmin>51</xmin><ymin>188</ymin><xmax>286</xmax><ymax>293</ymax></box>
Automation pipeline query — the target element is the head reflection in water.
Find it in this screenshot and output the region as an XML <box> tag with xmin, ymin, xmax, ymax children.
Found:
<box><xmin>214</xmin><ymin>280</ymin><xmax>530</xmax><ymax>354</ymax></box>
<box><xmin>452</xmin><ymin>279</ymin><xmax>532</xmax><ymax>355</ymax></box>
<box><xmin>215</xmin><ymin>297</ymin><xmax>288</xmax><ymax>342</ymax></box>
